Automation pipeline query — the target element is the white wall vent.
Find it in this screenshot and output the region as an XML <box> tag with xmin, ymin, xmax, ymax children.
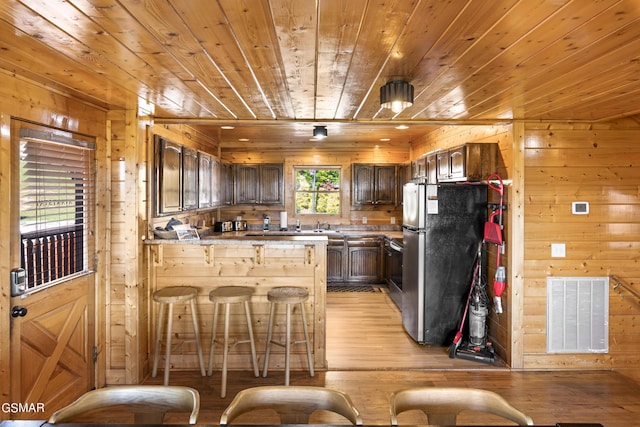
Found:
<box><xmin>546</xmin><ymin>276</ymin><xmax>608</xmax><ymax>353</ymax></box>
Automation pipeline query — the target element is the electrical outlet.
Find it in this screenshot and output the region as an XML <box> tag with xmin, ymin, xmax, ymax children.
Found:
<box><xmin>390</xmin><ymin>217</ymin><xmax>396</xmax><ymax>224</ymax></box>
<box><xmin>362</xmin><ymin>216</ymin><xmax>367</xmax><ymax>224</ymax></box>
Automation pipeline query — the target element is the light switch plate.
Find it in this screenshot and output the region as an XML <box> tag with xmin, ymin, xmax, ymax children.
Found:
<box><xmin>551</xmin><ymin>243</ymin><xmax>566</xmax><ymax>258</ymax></box>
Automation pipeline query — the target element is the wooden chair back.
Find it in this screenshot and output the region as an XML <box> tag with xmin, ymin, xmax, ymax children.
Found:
<box><xmin>48</xmin><ymin>385</ymin><xmax>200</xmax><ymax>424</ymax></box>
<box><xmin>389</xmin><ymin>386</ymin><xmax>534</xmax><ymax>426</ymax></box>
<box><xmin>220</xmin><ymin>385</ymin><xmax>362</xmax><ymax>425</ymax></box>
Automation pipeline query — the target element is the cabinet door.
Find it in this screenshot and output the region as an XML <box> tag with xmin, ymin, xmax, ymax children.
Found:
<box><xmin>347</xmin><ymin>238</ymin><xmax>382</xmax><ymax>283</ymax></box>
<box><xmin>436</xmin><ymin>150</ymin><xmax>450</xmax><ymax>181</ymax></box>
<box><xmin>158</xmin><ymin>138</ymin><xmax>182</xmax><ymax>214</ymax></box>
<box><xmin>375</xmin><ymin>165</ymin><xmax>396</xmax><ymax>205</ymax></box>
<box><xmin>234</xmin><ymin>165</ymin><xmax>259</xmax><ymax>204</ymax></box>
<box><xmin>183</xmin><ymin>147</ymin><xmax>199</xmax><ymax>210</ymax></box>
<box><xmin>198</xmin><ymin>153</ymin><xmax>212</xmax><ymax>208</ymax></box>
<box><xmin>259</xmin><ymin>164</ymin><xmax>284</xmax><ymax>205</ymax></box>
<box><xmin>448</xmin><ymin>145</ymin><xmax>466</xmax><ymax>180</ymax></box>
<box><xmin>211</xmin><ymin>157</ymin><xmax>221</xmax><ymax>207</ymax></box>
<box><xmin>327</xmin><ymin>239</ymin><xmax>345</xmax><ymax>283</ymax></box>
<box><xmin>352</xmin><ymin>164</ymin><xmax>375</xmax><ymax>205</ymax></box>
<box><xmin>222</xmin><ymin>162</ymin><xmax>233</xmax><ymax>205</ymax></box>
<box><xmin>426</xmin><ymin>153</ymin><xmax>438</xmax><ymax>184</ymax></box>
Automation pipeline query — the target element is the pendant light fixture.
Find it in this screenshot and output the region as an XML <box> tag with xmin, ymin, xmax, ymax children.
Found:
<box><xmin>380</xmin><ymin>80</ymin><xmax>414</xmax><ymax>113</ymax></box>
<box><xmin>313</xmin><ymin>125</ymin><xmax>327</xmax><ymax>139</ymax></box>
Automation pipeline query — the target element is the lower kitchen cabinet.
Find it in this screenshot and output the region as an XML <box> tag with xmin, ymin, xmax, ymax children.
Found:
<box><xmin>327</xmin><ymin>238</ymin><xmax>346</xmax><ymax>282</ymax></box>
<box><xmin>327</xmin><ymin>236</ymin><xmax>384</xmax><ymax>284</ymax></box>
<box><xmin>346</xmin><ymin>237</ymin><xmax>383</xmax><ymax>283</ymax></box>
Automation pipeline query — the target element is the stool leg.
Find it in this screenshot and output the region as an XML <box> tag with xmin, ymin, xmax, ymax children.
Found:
<box><xmin>299</xmin><ymin>302</ymin><xmax>314</xmax><ymax>377</ymax></box>
<box><xmin>163</xmin><ymin>303</ymin><xmax>174</xmax><ymax>385</ymax></box>
<box><xmin>207</xmin><ymin>302</ymin><xmax>220</xmax><ymax>376</ymax></box>
<box><xmin>262</xmin><ymin>302</ymin><xmax>276</xmax><ymax>377</ymax></box>
<box><xmin>243</xmin><ymin>300</ymin><xmax>260</xmax><ymax>377</ymax></box>
<box><xmin>189</xmin><ymin>299</ymin><xmax>206</xmax><ymax>377</ymax></box>
<box><xmin>152</xmin><ymin>302</ymin><xmax>166</xmax><ymax>378</ymax></box>
<box><xmin>221</xmin><ymin>302</ymin><xmax>231</xmax><ymax>398</ymax></box>
<box><xmin>285</xmin><ymin>302</ymin><xmax>292</xmax><ymax>386</ymax></box>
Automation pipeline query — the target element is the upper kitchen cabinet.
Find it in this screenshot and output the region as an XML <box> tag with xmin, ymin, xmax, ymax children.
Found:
<box><xmin>234</xmin><ymin>163</ymin><xmax>284</xmax><ymax>205</ymax></box>
<box><xmin>156</xmin><ymin>137</ymin><xmax>182</xmax><ymax>215</ymax></box>
<box><xmin>436</xmin><ymin>143</ymin><xmax>498</xmax><ymax>182</ymax></box>
<box><xmin>221</xmin><ymin>161</ymin><xmax>233</xmax><ymax>206</ymax></box>
<box><xmin>182</xmin><ymin>147</ymin><xmax>199</xmax><ymax>210</ymax></box>
<box><xmin>352</xmin><ymin>164</ymin><xmax>397</xmax><ymax>206</ymax></box>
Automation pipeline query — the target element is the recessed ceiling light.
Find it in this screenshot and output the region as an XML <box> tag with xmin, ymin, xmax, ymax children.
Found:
<box><xmin>221</xmin><ymin>125</ymin><xmax>235</xmax><ymax>130</ymax></box>
<box><xmin>380</xmin><ymin>138</ymin><xmax>391</xmax><ymax>142</ymax></box>
<box><xmin>238</xmin><ymin>138</ymin><xmax>249</xmax><ymax>142</ymax></box>
<box><xmin>395</xmin><ymin>125</ymin><xmax>409</xmax><ymax>130</ymax></box>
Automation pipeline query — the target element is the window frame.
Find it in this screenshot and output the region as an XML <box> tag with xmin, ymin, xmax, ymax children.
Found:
<box><xmin>293</xmin><ymin>166</ymin><xmax>342</xmax><ymax>216</ymax></box>
<box><xmin>17</xmin><ymin>128</ymin><xmax>96</xmax><ymax>294</ymax></box>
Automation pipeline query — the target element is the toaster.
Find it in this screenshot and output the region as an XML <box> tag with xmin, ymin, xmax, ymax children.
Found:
<box><xmin>233</xmin><ymin>220</ymin><xmax>247</xmax><ymax>231</ymax></box>
<box><xmin>214</xmin><ymin>221</ymin><xmax>234</xmax><ymax>232</ymax></box>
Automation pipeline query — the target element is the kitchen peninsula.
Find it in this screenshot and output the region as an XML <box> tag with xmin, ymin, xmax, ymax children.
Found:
<box><xmin>146</xmin><ymin>234</ymin><xmax>328</xmax><ymax>373</ymax></box>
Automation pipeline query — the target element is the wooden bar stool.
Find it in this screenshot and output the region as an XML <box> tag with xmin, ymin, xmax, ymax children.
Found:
<box><xmin>207</xmin><ymin>286</ymin><xmax>260</xmax><ymax>398</ymax></box>
<box><xmin>152</xmin><ymin>286</ymin><xmax>206</xmax><ymax>385</ymax></box>
<box><xmin>262</xmin><ymin>286</ymin><xmax>314</xmax><ymax>385</ymax></box>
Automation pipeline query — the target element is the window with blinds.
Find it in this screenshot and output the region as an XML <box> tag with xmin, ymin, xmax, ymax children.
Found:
<box><xmin>19</xmin><ymin>129</ymin><xmax>95</xmax><ymax>292</ymax></box>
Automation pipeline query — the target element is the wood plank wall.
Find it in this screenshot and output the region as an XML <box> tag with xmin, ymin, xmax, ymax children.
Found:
<box><xmin>410</xmin><ymin>124</ymin><xmax>514</xmax><ymax>365</ymax></box>
<box><xmin>522</xmin><ymin>120</ymin><xmax>640</xmax><ymax>382</ymax></box>
<box><xmin>106</xmin><ymin>121</ymin><xmax>220</xmax><ymax>385</ymax></box>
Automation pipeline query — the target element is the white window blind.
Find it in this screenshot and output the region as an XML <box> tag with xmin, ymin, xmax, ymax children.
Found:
<box><xmin>19</xmin><ymin>128</ymin><xmax>95</xmax><ymax>291</ymax></box>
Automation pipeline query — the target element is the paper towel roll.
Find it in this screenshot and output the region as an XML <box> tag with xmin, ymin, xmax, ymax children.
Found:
<box><xmin>280</xmin><ymin>211</ymin><xmax>288</xmax><ymax>230</ymax></box>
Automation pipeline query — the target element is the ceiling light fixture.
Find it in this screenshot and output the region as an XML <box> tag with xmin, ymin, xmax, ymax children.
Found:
<box><xmin>313</xmin><ymin>125</ymin><xmax>328</xmax><ymax>139</ymax></box>
<box><xmin>380</xmin><ymin>80</ymin><xmax>414</xmax><ymax>113</ymax></box>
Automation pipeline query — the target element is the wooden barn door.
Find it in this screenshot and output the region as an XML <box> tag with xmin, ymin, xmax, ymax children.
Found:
<box><xmin>10</xmin><ymin>277</ymin><xmax>95</xmax><ymax>419</ymax></box>
<box><xmin>7</xmin><ymin>122</ymin><xmax>96</xmax><ymax>419</ymax></box>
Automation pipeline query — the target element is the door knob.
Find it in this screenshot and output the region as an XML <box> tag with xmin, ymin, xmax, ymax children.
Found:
<box><xmin>11</xmin><ymin>306</ymin><xmax>28</xmax><ymax>318</ymax></box>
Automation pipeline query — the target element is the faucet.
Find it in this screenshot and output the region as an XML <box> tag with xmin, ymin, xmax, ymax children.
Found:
<box><xmin>316</xmin><ymin>221</ymin><xmax>331</xmax><ymax>230</ymax></box>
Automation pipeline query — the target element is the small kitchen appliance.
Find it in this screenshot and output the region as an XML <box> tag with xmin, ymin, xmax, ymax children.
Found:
<box><xmin>214</xmin><ymin>221</ymin><xmax>234</xmax><ymax>232</ymax></box>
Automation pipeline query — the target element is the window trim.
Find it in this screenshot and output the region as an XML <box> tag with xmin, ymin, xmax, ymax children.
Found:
<box><xmin>293</xmin><ymin>166</ymin><xmax>342</xmax><ymax>215</ymax></box>
<box><xmin>18</xmin><ymin>128</ymin><xmax>95</xmax><ymax>294</ymax></box>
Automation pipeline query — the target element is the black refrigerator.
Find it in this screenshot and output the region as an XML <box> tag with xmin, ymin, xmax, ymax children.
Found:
<box><xmin>402</xmin><ymin>181</ymin><xmax>487</xmax><ymax>345</ymax></box>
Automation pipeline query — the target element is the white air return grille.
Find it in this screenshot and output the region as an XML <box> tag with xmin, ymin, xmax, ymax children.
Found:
<box><xmin>546</xmin><ymin>276</ymin><xmax>608</xmax><ymax>353</ymax></box>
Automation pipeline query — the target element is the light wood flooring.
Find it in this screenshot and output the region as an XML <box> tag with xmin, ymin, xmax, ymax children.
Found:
<box><xmin>142</xmin><ymin>290</ymin><xmax>640</xmax><ymax>426</ymax></box>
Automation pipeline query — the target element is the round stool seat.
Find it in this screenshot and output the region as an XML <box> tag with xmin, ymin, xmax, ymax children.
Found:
<box><xmin>267</xmin><ymin>286</ymin><xmax>309</xmax><ymax>304</ymax></box>
<box><xmin>153</xmin><ymin>286</ymin><xmax>198</xmax><ymax>303</ymax></box>
<box><xmin>209</xmin><ymin>286</ymin><xmax>253</xmax><ymax>304</ymax></box>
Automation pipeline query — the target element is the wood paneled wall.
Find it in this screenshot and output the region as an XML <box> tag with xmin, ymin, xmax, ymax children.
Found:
<box><xmin>522</xmin><ymin>120</ymin><xmax>640</xmax><ymax>380</ymax></box>
<box><xmin>410</xmin><ymin>124</ymin><xmax>514</xmax><ymax>365</ymax></box>
<box><xmin>220</xmin><ymin>142</ymin><xmax>411</xmax><ymax>227</ymax></box>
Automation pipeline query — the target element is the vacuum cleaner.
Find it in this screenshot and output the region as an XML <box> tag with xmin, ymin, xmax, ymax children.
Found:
<box><xmin>449</xmin><ymin>242</ymin><xmax>495</xmax><ymax>364</ymax></box>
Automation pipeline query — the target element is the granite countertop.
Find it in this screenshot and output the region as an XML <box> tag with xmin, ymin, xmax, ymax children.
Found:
<box><xmin>147</xmin><ymin>227</ymin><xmax>403</xmax><ymax>244</ymax></box>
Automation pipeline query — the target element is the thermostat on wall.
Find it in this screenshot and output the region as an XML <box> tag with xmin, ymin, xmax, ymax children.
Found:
<box><xmin>572</xmin><ymin>201</ymin><xmax>589</xmax><ymax>215</ymax></box>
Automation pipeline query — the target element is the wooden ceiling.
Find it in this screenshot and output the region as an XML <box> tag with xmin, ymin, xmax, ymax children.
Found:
<box><xmin>1</xmin><ymin>0</ymin><xmax>639</xmax><ymax>146</ymax></box>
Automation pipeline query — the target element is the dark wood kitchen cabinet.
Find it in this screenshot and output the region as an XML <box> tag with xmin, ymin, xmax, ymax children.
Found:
<box><xmin>436</xmin><ymin>143</ymin><xmax>497</xmax><ymax>182</ymax></box>
<box><xmin>221</xmin><ymin>161</ymin><xmax>233</xmax><ymax>205</ymax></box>
<box><xmin>352</xmin><ymin>164</ymin><xmax>397</xmax><ymax>206</ymax></box>
<box><xmin>234</xmin><ymin>163</ymin><xmax>284</xmax><ymax>205</ymax></box>
<box><xmin>346</xmin><ymin>237</ymin><xmax>383</xmax><ymax>283</ymax></box>
<box><xmin>327</xmin><ymin>237</ymin><xmax>346</xmax><ymax>283</ymax></box>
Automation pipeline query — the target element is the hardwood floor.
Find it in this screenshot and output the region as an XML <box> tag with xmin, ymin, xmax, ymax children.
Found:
<box><xmin>142</xmin><ymin>290</ymin><xmax>640</xmax><ymax>426</ymax></box>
